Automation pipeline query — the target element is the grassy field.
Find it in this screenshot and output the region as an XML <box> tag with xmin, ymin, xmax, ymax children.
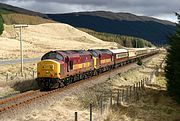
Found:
<box><xmin>2</xmin><ymin>53</ymin><xmax>179</xmax><ymax>121</ymax></box>
<box><xmin>0</xmin><ymin>62</ymin><xmax>37</xmax><ymax>98</ymax></box>
<box><xmin>74</xmin><ymin>53</ymin><xmax>180</xmax><ymax>121</ymax></box>
<box><xmin>1</xmin><ymin>13</ymin><xmax>54</xmax><ymax>25</ymax></box>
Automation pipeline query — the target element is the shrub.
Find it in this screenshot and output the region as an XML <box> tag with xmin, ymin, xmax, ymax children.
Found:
<box><xmin>0</xmin><ymin>14</ymin><xmax>4</xmax><ymax>35</ymax></box>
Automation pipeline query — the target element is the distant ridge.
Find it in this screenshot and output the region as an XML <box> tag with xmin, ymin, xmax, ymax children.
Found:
<box><xmin>47</xmin><ymin>11</ymin><xmax>176</xmax><ymax>45</ymax></box>
<box><xmin>0</xmin><ymin>3</ymin><xmax>48</xmax><ymax>18</ymax></box>
<box><xmin>0</xmin><ymin>3</ymin><xmax>176</xmax><ymax>45</ymax></box>
<box><xmin>76</xmin><ymin>11</ymin><xmax>174</xmax><ymax>26</ymax></box>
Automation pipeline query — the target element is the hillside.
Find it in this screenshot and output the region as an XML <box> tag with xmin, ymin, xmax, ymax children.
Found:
<box><xmin>1</xmin><ymin>13</ymin><xmax>54</xmax><ymax>25</ymax></box>
<box><xmin>0</xmin><ymin>3</ymin><xmax>48</xmax><ymax>18</ymax></box>
<box><xmin>0</xmin><ymin>3</ymin><xmax>175</xmax><ymax>45</ymax></box>
<box><xmin>47</xmin><ymin>11</ymin><xmax>176</xmax><ymax>45</ymax></box>
<box><xmin>0</xmin><ymin>3</ymin><xmax>54</xmax><ymax>24</ymax></box>
<box><xmin>0</xmin><ymin>23</ymin><xmax>117</xmax><ymax>60</ymax></box>
<box><xmin>79</xmin><ymin>28</ymin><xmax>154</xmax><ymax>48</ymax></box>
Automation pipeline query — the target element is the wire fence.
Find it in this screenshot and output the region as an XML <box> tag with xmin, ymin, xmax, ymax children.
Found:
<box><xmin>0</xmin><ymin>71</ymin><xmax>37</xmax><ymax>87</ymax></box>
<box><xmin>73</xmin><ymin>77</ymin><xmax>152</xmax><ymax>121</ymax></box>
<box><xmin>73</xmin><ymin>57</ymin><xmax>166</xmax><ymax>121</ymax></box>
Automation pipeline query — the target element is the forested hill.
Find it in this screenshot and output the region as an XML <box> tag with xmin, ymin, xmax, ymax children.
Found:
<box><xmin>0</xmin><ymin>3</ymin><xmax>54</xmax><ymax>24</ymax></box>
<box><xmin>47</xmin><ymin>11</ymin><xmax>176</xmax><ymax>45</ymax></box>
<box><xmin>0</xmin><ymin>3</ymin><xmax>48</xmax><ymax>18</ymax></box>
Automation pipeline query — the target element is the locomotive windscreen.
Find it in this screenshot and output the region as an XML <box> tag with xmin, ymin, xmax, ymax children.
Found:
<box><xmin>41</xmin><ymin>51</ymin><xmax>63</xmax><ymax>61</ymax></box>
<box><xmin>88</xmin><ymin>50</ymin><xmax>98</xmax><ymax>57</ymax></box>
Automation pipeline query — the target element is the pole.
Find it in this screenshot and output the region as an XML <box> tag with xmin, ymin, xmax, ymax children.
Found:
<box><xmin>20</xmin><ymin>26</ymin><xmax>23</xmax><ymax>77</ymax></box>
<box><xmin>100</xmin><ymin>98</ymin><xmax>103</xmax><ymax>115</ymax></box>
<box><xmin>90</xmin><ymin>103</ymin><xmax>92</xmax><ymax>121</ymax></box>
<box><xmin>14</xmin><ymin>24</ymin><xmax>28</xmax><ymax>77</ymax></box>
<box><xmin>75</xmin><ymin>112</ymin><xmax>78</xmax><ymax>121</ymax></box>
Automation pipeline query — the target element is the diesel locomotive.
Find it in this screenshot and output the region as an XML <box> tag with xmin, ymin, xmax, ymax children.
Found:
<box><xmin>36</xmin><ymin>48</ymin><xmax>158</xmax><ymax>90</ymax></box>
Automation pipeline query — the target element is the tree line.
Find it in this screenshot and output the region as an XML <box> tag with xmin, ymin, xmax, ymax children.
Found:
<box><xmin>0</xmin><ymin>14</ymin><xmax>4</xmax><ymax>35</ymax></box>
<box><xmin>79</xmin><ymin>28</ymin><xmax>154</xmax><ymax>48</ymax></box>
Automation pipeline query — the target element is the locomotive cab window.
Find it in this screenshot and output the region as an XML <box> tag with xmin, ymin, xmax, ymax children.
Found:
<box><xmin>41</xmin><ymin>52</ymin><xmax>63</xmax><ymax>61</ymax></box>
<box><xmin>88</xmin><ymin>50</ymin><xmax>98</xmax><ymax>57</ymax></box>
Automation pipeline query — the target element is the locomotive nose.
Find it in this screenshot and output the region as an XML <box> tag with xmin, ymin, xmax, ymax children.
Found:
<box><xmin>37</xmin><ymin>60</ymin><xmax>60</xmax><ymax>78</ymax></box>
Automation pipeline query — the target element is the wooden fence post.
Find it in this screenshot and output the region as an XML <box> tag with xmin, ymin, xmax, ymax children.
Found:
<box><xmin>133</xmin><ymin>84</ymin><xmax>136</xmax><ymax>92</ymax></box>
<box><xmin>126</xmin><ymin>87</ymin><xmax>129</xmax><ymax>101</ymax></box>
<box><xmin>133</xmin><ymin>84</ymin><xmax>136</xmax><ymax>101</ymax></box>
<box><xmin>6</xmin><ymin>74</ymin><xmax>8</xmax><ymax>82</ymax></box>
<box><xmin>75</xmin><ymin>112</ymin><xmax>78</xmax><ymax>121</ymax></box>
<box><xmin>100</xmin><ymin>98</ymin><xmax>103</xmax><ymax>115</ymax></box>
<box><xmin>139</xmin><ymin>82</ymin><xmax>141</xmax><ymax>91</ymax></box>
<box><xmin>33</xmin><ymin>71</ymin><xmax>35</xmax><ymax>80</ymax></box>
<box><xmin>136</xmin><ymin>82</ymin><xmax>138</xmax><ymax>92</ymax></box>
<box><xmin>110</xmin><ymin>92</ymin><xmax>112</xmax><ymax>108</ymax></box>
<box><xmin>142</xmin><ymin>79</ymin><xmax>145</xmax><ymax>89</ymax></box>
<box><xmin>122</xmin><ymin>89</ymin><xmax>124</xmax><ymax>102</ymax></box>
<box><xmin>25</xmin><ymin>73</ymin><xmax>26</xmax><ymax>79</ymax></box>
<box><xmin>90</xmin><ymin>103</ymin><xmax>92</xmax><ymax>121</ymax></box>
<box><xmin>117</xmin><ymin>90</ymin><xmax>120</xmax><ymax>106</ymax></box>
<box><xmin>129</xmin><ymin>86</ymin><xmax>132</xmax><ymax>99</ymax></box>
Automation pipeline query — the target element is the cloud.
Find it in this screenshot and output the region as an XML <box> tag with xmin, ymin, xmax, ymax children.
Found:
<box><xmin>0</xmin><ymin>0</ymin><xmax>179</xmax><ymax>22</ymax></box>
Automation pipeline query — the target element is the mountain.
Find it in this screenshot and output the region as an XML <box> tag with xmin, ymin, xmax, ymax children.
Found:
<box><xmin>0</xmin><ymin>3</ymin><xmax>48</xmax><ymax>18</ymax></box>
<box><xmin>0</xmin><ymin>3</ymin><xmax>53</xmax><ymax>24</ymax></box>
<box><xmin>47</xmin><ymin>11</ymin><xmax>176</xmax><ymax>45</ymax></box>
<box><xmin>0</xmin><ymin>3</ymin><xmax>176</xmax><ymax>45</ymax></box>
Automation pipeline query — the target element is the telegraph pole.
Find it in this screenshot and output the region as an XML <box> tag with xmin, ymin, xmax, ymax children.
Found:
<box><xmin>135</xmin><ymin>39</ymin><xmax>137</xmax><ymax>48</ymax></box>
<box><xmin>14</xmin><ymin>24</ymin><xmax>28</xmax><ymax>77</ymax></box>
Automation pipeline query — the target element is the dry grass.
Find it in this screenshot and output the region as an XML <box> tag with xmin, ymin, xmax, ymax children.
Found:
<box><xmin>1</xmin><ymin>13</ymin><xmax>54</xmax><ymax>25</ymax></box>
<box><xmin>105</xmin><ymin>85</ymin><xmax>180</xmax><ymax>121</ymax></box>
<box><xmin>2</xmin><ymin>53</ymin><xmax>178</xmax><ymax>121</ymax></box>
<box><xmin>0</xmin><ymin>62</ymin><xmax>37</xmax><ymax>98</ymax></box>
<box><xmin>0</xmin><ymin>23</ymin><xmax>117</xmax><ymax>60</ymax></box>
<box><xmin>102</xmin><ymin>54</ymin><xmax>180</xmax><ymax>121</ymax></box>
<box><xmin>74</xmin><ymin>53</ymin><xmax>180</xmax><ymax>121</ymax></box>
<box><xmin>0</xmin><ymin>22</ymin><xmax>117</xmax><ymax>102</ymax></box>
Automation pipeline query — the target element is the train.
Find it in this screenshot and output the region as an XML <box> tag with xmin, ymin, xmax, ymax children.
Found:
<box><xmin>36</xmin><ymin>47</ymin><xmax>158</xmax><ymax>90</ymax></box>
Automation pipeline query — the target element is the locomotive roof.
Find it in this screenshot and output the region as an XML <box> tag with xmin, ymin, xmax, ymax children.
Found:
<box><xmin>56</xmin><ymin>50</ymin><xmax>91</xmax><ymax>58</ymax></box>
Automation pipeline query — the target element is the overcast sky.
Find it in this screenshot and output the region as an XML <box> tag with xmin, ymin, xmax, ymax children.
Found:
<box><xmin>0</xmin><ymin>0</ymin><xmax>179</xmax><ymax>22</ymax></box>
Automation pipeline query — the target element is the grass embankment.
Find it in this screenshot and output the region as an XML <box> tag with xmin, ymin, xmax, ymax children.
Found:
<box><xmin>0</xmin><ymin>62</ymin><xmax>38</xmax><ymax>98</ymax></box>
<box><xmin>1</xmin><ymin>13</ymin><xmax>54</xmax><ymax>25</ymax></box>
<box><xmin>0</xmin><ymin>8</ymin><xmax>54</xmax><ymax>25</ymax></box>
<box><xmin>8</xmin><ymin>53</ymin><xmax>180</xmax><ymax>121</ymax></box>
<box><xmin>75</xmin><ymin>54</ymin><xmax>180</xmax><ymax>121</ymax></box>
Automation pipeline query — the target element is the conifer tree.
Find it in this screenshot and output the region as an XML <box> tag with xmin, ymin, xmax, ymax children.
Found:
<box><xmin>0</xmin><ymin>14</ymin><xmax>4</xmax><ymax>35</ymax></box>
<box><xmin>165</xmin><ymin>13</ymin><xmax>180</xmax><ymax>103</ymax></box>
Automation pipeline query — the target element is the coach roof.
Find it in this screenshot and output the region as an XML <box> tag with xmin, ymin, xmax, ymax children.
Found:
<box><xmin>109</xmin><ymin>49</ymin><xmax>128</xmax><ymax>54</ymax></box>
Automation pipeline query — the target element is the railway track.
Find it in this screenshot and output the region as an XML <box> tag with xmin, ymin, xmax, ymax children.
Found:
<box><xmin>0</xmin><ymin>87</ymin><xmax>71</xmax><ymax>114</ymax></box>
<box><xmin>0</xmin><ymin>67</ymin><xmax>122</xmax><ymax>114</ymax></box>
<box><xmin>0</xmin><ymin>73</ymin><xmax>105</xmax><ymax>114</ymax></box>
<box><xmin>0</xmin><ymin>53</ymin><xmax>160</xmax><ymax>114</ymax></box>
